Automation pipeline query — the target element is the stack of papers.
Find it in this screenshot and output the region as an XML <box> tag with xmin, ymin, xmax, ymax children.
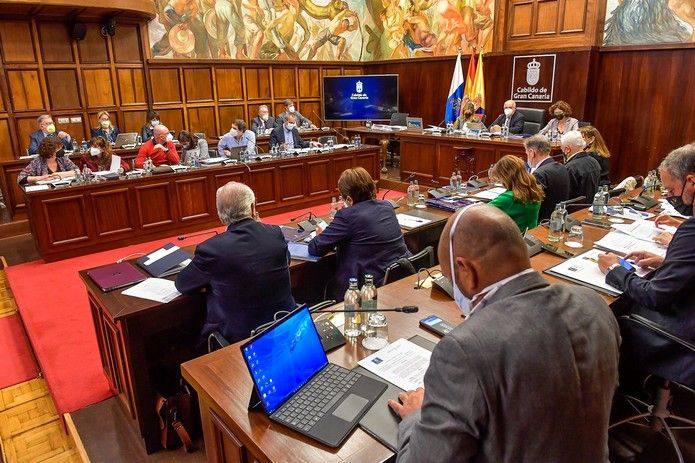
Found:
<box><xmin>593</xmin><ymin>232</ymin><xmax>667</xmax><ymax>257</ymax></box>
<box><xmin>357</xmin><ymin>339</ymin><xmax>432</xmax><ymax>391</ymax></box>
<box><xmin>471</xmin><ymin>187</ymin><xmax>506</xmax><ymax>201</ymax></box>
<box><xmin>659</xmin><ymin>198</ymin><xmax>690</xmax><ymax>218</ymax></box>
<box><xmin>201</xmin><ymin>157</ymin><xmax>228</xmax><ymax>164</ymax></box>
<box><xmin>24</xmin><ymin>185</ymin><xmax>50</xmax><ymax>192</ymax></box>
<box><xmin>36</xmin><ymin>176</ymin><xmax>75</xmax><ymax>186</ymax></box>
<box><xmin>606</xmin><ymin>207</ymin><xmax>654</xmax><ymax>221</ymax></box>
<box><xmin>396</xmin><ymin>213</ymin><xmax>432</xmax><ymax>230</ymax></box>
<box><xmin>122</xmin><ymin>278</ymin><xmax>181</xmax><ymax>303</ymax></box>
<box><xmin>612</xmin><ymin>220</ymin><xmax>677</xmax><ymax>242</ymax></box>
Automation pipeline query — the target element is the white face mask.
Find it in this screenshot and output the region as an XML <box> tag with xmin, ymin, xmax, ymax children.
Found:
<box><xmin>286</xmin><ymin>123</ymin><xmax>296</xmax><ymax>131</ymax></box>
<box><xmin>504</xmin><ymin>108</ymin><xmax>514</xmax><ymax>117</ymax></box>
<box><xmin>151</xmin><ymin>119</ymin><xmax>160</xmax><ymax>127</ymax></box>
<box><xmin>89</xmin><ymin>147</ymin><xmax>101</xmax><ymax>157</ymax></box>
<box><xmin>261</xmin><ymin>114</ymin><xmax>269</xmax><ymax>121</ymax></box>
<box><xmin>230</xmin><ymin>128</ymin><xmax>239</xmax><ymax>137</ymax></box>
<box><xmin>449</xmin><ymin>206</ymin><xmax>475</xmax><ymax>316</ymax></box>
<box><xmin>165</xmin><ymin>133</ymin><xmax>173</xmax><ymax>142</ymax></box>
<box><xmin>288</xmin><ymin>105</ymin><xmax>295</xmax><ymax>113</ymax></box>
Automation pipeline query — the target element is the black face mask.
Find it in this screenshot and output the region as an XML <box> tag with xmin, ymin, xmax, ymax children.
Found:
<box><xmin>464</xmin><ymin>112</ymin><xmax>473</xmax><ymax>118</ymax></box>
<box><xmin>666</xmin><ymin>195</ymin><xmax>692</xmax><ymax>216</ymax></box>
<box><xmin>56</xmin><ymin>149</ymin><xmax>65</xmax><ymax>158</ymax></box>
<box><xmin>554</xmin><ymin>112</ymin><xmax>564</xmax><ymax>120</ymax></box>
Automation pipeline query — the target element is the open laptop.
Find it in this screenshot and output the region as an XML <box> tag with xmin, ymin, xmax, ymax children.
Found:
<box><xmin>113</xmin><ymin>132</ymin><xmax>138</xmax><ymax>148</ymax></box>
<box><xmin>241</xmin><ymin>306</ymin><xmax>387</xmax><ymax>448</ymax></box>
<box><xmin>225</xmin><ymin>146</ymin><xmax>246</xmax><ymax>161</ymax></box>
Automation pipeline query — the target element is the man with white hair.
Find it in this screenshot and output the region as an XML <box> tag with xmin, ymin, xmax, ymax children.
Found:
<box><xmin>28</xmin><ymin>114</ymin><xmax>72</xmax><ymax>155</ymax></box>
<box><xmin>250</xmin><ymin>105</ymin><xmax>277</xmax><ymax>133</ymax></box>
<box><xmin>561</xmin><ymin>130</ymin><xmax>601</xmax><ymax>201</ymax></box>
<box><xmin>175</xmin><ymin>181</ymin><xmax>295</xmax><ymax>347</ymax></box>
<box><xmin>489</xmin><ymin>100</ymin><xmax>526</xmax><ymax>135</ymax></box>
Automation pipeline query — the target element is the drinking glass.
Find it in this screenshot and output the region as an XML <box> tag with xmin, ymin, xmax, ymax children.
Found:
<box><xmin>565</xmin><ymin>225</ymin><xmax>584</xmax><ymax>248</ymax></box>
<box><xmin>361</xmin><ymin>313</ymin><xmax>388</xmax><ymax>350</ymax></box>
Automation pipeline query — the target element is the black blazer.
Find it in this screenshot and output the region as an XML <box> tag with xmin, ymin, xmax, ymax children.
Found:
<box><xmin>606</xmin><ymin>217</ymin><xmax>695</xmax><ymax>386</ymax></box>
<box><xmin>565</xmin><ymin>152</ymin><xmax>601</xmax><ymax>202</ymax></box>
<box><xmin>90</xmin><ymin>127</ymin><xmax>120</xmax><ymax>143</ymax></box>
<box><xmin>175</xmin><ymin>219</ymin><xmax>296</xmax><ymax>344</ymax></box>
<box><xmin>533</xmin><ymin>157</ymin><xmax>570</xmax><ymax>221</ymax></box>
<box><xmin>251</xmin><ymin>116</ymin><xmax>277</xmax><ymax>132</ymax></box>
<box><xmin>140</xmin><ymin>125</ymin><xmax>154</xmax><ymax>142</ymax></box>
<box><xmin>490</xmin><ymin>111</ymin><xmax>526</xmax><ymax>134</ymax></box>
<box><xmin>587</xmin><ymin>151</ymin><xmax>611</xmax><ymax>186</ymax></box>
<box><xmin>269</xmin><ymin>125</ymin><xmax>308</xmax><ymax>149</ymax></box>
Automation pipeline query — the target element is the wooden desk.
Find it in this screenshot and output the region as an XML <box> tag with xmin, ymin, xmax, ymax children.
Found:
<box><xmin>24</xmin><ymin>146</ymin><xmax>379</xmax><ymax>262</ymax></box>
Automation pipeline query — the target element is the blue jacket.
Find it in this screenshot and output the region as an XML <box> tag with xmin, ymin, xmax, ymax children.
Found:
<box><xmin>90</xmin><ymin>127</ymin><xmax>120</xmax><ymax>143</ymax></box>
<box><xmin>607</xmin><ymin>217</ymin><xmax>695</xmax><ymax>386</ymax></box>
<box><xmin>308</xmin><ymin>199</ymin><xmax>409</xmax><ymax>299</ymax></box>
<box><xmin>269</xmin><ymin>125</ymin><xmax>309</xmax><ymax>149</ymax></box>
<box><xmin>175</xmin><ymin>219</ymin><xmax>296</xmax><ymax>344</ymax></box>
<box><xmin>28</xmin><ymin>131</ymin><xmax>72</xmax><ymax>155</ymax></box>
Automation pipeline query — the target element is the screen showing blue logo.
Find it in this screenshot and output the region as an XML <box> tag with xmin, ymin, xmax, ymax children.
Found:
<box><xmin>323</xmin><ymin>74</ymin><xmax>399</xmax><ymax>121</ymax></box>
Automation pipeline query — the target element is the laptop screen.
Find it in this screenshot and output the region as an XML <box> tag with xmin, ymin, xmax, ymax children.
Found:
<box><xmin>241</xmin><ymin>306</ymin><xmax>328</xmax><ymax>414</ymax></box>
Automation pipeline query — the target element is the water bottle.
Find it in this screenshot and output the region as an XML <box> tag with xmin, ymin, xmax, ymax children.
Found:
<box><xmin>73</xmin><ymin>167</ymin><xmax>82</xmax><ymax>183</ymax></box>
<box><xmin>82</xmin><ymin>166</ymin><xmax>92</xmax><ymax>182</ymax></box>
<box><xmin>329</xmin><ymin>197</ymin><xmax>338</xmax><ymax>217</ymax></box>
<box><xmin>71</xmin><ymin>140</ymin><xmax>78</xmax><ymax>153</ymax></box>
<box><xmin>360</xmin><ymin>274</ymin><xmax>377</xmax><ymax>331</ymax></box>
<box><xmin>456</xmin><ymin>170</ymin><xmax>464</xmax><ymax>192</ymax></box>
<box><xmin>602</xmin><ymin>185</ymin><xmax>610</xmax><ymax>206</ymax></box>
<box><xmin>413</xmin><ymin>180</ymin><xmax>420</xmax><ymax>199</ymax></box>
<box><xmin>360</xmin><ymin>275</ymin><xmax>388</xmax><ymax>350</ymax></box>
<box><xmin>501</xmin><ymin>125</ymin><xmax>509</xmax><ymax>138</ymax></box>
<box><xmin>406</xmin><ymin>181</ymin><xmax>416</xmax><ymax>207</ymax></box>
<box><xmin>592</xmin><ymin>189</ymin><xmax>607</xmax><ymax>220</ymax></box>
<box><xmin>548</xmin><ymin>204</ymin><xmax>564</xmax><ymax>242</ymax></box>
<box><xmin>357</xmin><ymin>134</ymin><xmax>362</xmax><ymax>147</ymax></box>
<box><xmin>450</xmin><ymin>171</ymin><xmax>458</xmax><ymax>191</ymax></box>
<box><xmin>366</xmin><ymin>120</ymin><xmax>372</xmax><ymax>129</ymax></box>
<box><xmin>135</xmin><ymin>135</ymin><xmax>142</xmax><ymax>145</ymax></box>
<box><xmin>80</xmin><ymin>139</ymin><xmax>88</xmax><ymax>153</ymax></box>
<box><xmin>343</xmin><ymin>278</ymin><xmax>362</xmax><ymax>338</ymax></box>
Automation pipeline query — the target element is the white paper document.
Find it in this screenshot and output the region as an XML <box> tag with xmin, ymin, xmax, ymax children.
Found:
<box><xmin>201</xmin><ymin>157</ymin><xmax>228</xmax><ymax>164</ymax></box>
<box><xmin>24</xmin><ymin>185</ymin><xmax>50</xmax><ymax>192</ymax></box>
<box><xmin>606</xmin><ymin>207</ymin><xmax>655</xmax><ymax>221</ymax></box>
<box><xmin>593</xmin><ymin>231</ymin><xmax>667</xmax><ymax>257</ymax></box>
<box><xmin>472</xmin><ymin>187</ymin><xmax>506</xmax><ymax>201</ymax></box>
<box><xmin>396</xmin><ymin>213</ymin><xmax>432</xmax><ymax>229</ymax></box>
<box><xmin>110</xmin><ymin>154</ymin><xmax>122</xmax><ymax>172</ymax></box>
<box><xmin>659</xmin><ymin>198</ymin><xmax>690</xmax><ymax>219</ymax></box>
<box><xmin>612</xmin><ymin>220</ymin><xmax>677</xmax><ymax>242</ymax></box>
<box><xmin>122</xmin><ymin>278</ymin><xmax>181</xmax><ymax>303</ymax></box>
<box><xmin>357</xmin><ymin>338</ymin><xmax>432</xmax><ymax>391</ymax></box>
<box><xmin>36</xmin><ymin>176</ymin><xmax>75</xmax><ymax>185</ymax></box>
<box><xmin>143</xmin><ymin>245</ymin><xmax>180</xmax><ymax>266</ymax></box>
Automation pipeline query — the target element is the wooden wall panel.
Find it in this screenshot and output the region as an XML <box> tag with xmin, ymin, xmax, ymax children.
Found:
<box><xmin>112</xmin><ymin>24</ymin><xmax>142</xmax><ymax>63</ymax></box>
<box><xmin>16</xmin><ymin>118</ymin><xmax>38</xmax><ymax>154</ymax></box>
<box><xmin>0</xmin><ymin>120</ymin><xmax>12</xmax><ymax>161</ymax></box>
<box><xmin>38</xmin><ymin>23</ymin><xmax>74</xmax><ymax>63</ymax></box>
<box><xmin>511</xmin><ymin>3</ymin><xmax>533</xmax><ymax>37</ymax></box>
<box><xmin>536</xmin><ymin>1</ymin><xmax>559</xmax><ymax>35</ymax></box>
<box><xmin>77</xmin><ymin>25</ymin><xmax>109</xmax><ymax>63</ymax></box>
<box><xmin>219</xmin><ymin>106</ymin><xmax>245</xmax><ymax>131</ymax></box>
<box><xmin>186</xmin><ymin>106</ymin><xmax>216</xmax><ymax>138</ymax></box>
<box><xmin>245</xmin><ymin>67</ymin><xmax>271</xmax><ymax>100</ymax></box>
<box><xmin>215</xmin><ymin>68</ymin><xmax>243</xmax><ymax>101</ymax></box>
<box><xmin>83</xmin><ymin>69</ymin><xmax>115</xmax><ymax>107</ymax></box>
<box><xmin>272</xmin><ymin>68</ymin><xmax>296</xmax><ymax>99</ymax></box>
<box><xmin>156</xmin><ymin>108</ymin><xmax>184</xmax><ymax>135</ymax></box>
<box><xmin>0</xmin><ymin>21</ymin><xmax>36</xmax><ymax>63</ymax></box>
<box><xmin>7</xmin><ymin>70</ymin><xmax>44</xmax><ymax>111</ymax></box>
<box><xmin>117</xmin><ymin>68</ymin><xmax>146</xmax><ymax>105</ymax></box>
<box><xmin>150</xmin><ymin>68</ymin><xmax>181</xmax><ymax>104</ymax></box>
<box><xmin>45</xmin><ymin>69</ymin><xmax>81</xmax><ymax>109</ymax></box>
<box><xmin>121</xmin><ymin>110</ymin><xmax>148</xmax><ymax>134</ymax></box>
<box><xmin>298</xmin><ymin>68</ymin><xmax>320</xmax><ymax>98</ymax></box>
<box><xmin>183</xmin><ymin>68</ymin><xmax>213</xmax><ymax>102</ymax></box>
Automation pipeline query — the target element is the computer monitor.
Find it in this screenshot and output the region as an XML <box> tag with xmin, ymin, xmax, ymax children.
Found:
<box><xmin>323</xmin><ymin>74</ymin><xmax>399</xmax><ymax>121</ymax></box>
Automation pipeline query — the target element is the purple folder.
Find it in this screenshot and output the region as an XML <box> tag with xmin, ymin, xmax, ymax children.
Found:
<box><xmin>87</xmin><ymin>261</ymin><xmax>147</xmax><ymax>292</ymax></box>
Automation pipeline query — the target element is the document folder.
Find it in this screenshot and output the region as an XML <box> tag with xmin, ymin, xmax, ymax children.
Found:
<box><xmin>136</xmin><ymin>243</ymin><xmax>192</xmax><ymax>277</ymax></box>
<box><xmin>87</xmin><ymin>261</ymin><xmax>146</xmax><ymax>292</ymax></box>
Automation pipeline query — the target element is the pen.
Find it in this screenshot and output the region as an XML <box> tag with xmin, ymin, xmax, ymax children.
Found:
<box><xmin>582</xmin><ymin>256</ymin><xmax>598</xmax><ymax>263</ymax></box>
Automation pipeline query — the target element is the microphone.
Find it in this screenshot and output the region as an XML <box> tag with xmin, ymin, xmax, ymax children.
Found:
<box><xmin>562</xmin><ymin>196</ymin><xmax>586</xmax><ymax>205</ymax></box>
<box><xmin>468</xmin><ymin>167</ymin><xmax>492</xmax><ymax>188</ymax></box>
<box><xmin>608</xmin><ymin>187</ymin><xmax>626</xmax><ymax>198</ymax></box>
<box><xmin>314</xmin><ymin>306</ymin><xmax>419</xmax><ymax>314</ymax></box>
<box><xmin>290</xmin><ymin>211</ymin><xmax>317</xmax><ymax>232</ymax></box>
<box><xmin>333</xmin><ymin>127</ymin><xmax>351</xmax><ymax>143</ymax></box>
<box><xmin>178</xmin><ymin>230</ymin><xmax>219</xmax><ymax>241</ymax></box>
<box><xmin>381</xmin><ymin>172</ymin><xmax>416</xmax><ymax>200</ymax></box>
<box><xmin>312</xmin><ymin>110</ymin><xmax>327</xmax><ymax>128</ymax></box>
<box><xmin>436</xmin><ymin>118</ymin><xmax>446</xmax><ymax>127</ymax></box>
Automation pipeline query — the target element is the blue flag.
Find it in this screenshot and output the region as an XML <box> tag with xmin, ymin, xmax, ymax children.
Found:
<box><xmin>445</xmin><ymin>53</ymin><xmax>464</xmax><ymax>124</ymax></box>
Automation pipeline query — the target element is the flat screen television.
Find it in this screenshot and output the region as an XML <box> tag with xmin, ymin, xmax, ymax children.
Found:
<box><xmin>323</xmin><ymin>74</ymin><xmax>398</xmax><ymax>121</ymax></box>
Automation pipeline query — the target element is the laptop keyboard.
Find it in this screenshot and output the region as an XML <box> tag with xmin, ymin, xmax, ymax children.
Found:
<box><xmin>273</xmin><ymin>364</ymin><xmax>360</xmax><ymax>432</ymax></box>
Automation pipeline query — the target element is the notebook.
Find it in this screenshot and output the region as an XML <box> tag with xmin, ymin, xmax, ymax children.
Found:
<box><xmin>287</xmin><ymin>242</ymin><xmax>321</xmax><ymax>262</ymax></box>
<box><xmin>136</xmin><ymin>243</ymin><xmax>192</xmax><ymax>277</ymax></box>
<box><xmin>87</xmin><ymin>261</ymin><xmax>147</xmax><ymax>292</ymax></box>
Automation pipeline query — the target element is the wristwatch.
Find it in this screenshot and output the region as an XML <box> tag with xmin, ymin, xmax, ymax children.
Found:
<box><xmin>607</xmin><ymin>263</ymin><xmax>620</xmax><ymax>273</ymax></box>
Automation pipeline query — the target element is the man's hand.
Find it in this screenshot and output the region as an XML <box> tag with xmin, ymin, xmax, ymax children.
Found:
<box><xmin>223</xmin><ymin>149</ymin><xmax>231</xmax><ymax>157</ymax></box>
<box><xmin>153</xmin><ymin>143</ymin><xmax>165</xmax><ymax>151</ymax></box>
<box><xmin>625</xmin><ymin>251</ymin><xmax>664</xmax><ymax>269</ymax></box>
<box><xmin>388</xmin><ymin>387</ymin><xmax>425</xmax><ymax>419</ymax></box>
<box><xmin>310</xmin><ymin>124</ymin><xmax>318</xmax><ymax>130</ymax></box>
<box><xmin>654</xmin><ymin>231</ymin><xmax>673</xmax><ymax>246</ymax></box>
<box><xmin>57</xmin><ymin>131</ymin><xmax>68</xmax><ymax>139</ymax></box>
<box><xmin>489</xmin><ymin>124</ymin><xmax>501</xmax><ymax>133</ymax></box>
<box><xmin>655</xmin><ymin>214</ymin><xmax>682</xmax><ymax>229</ymax></box>
<box><xmin>597</xmin><ymin>252</ymin><xmax>620</xmax><ymax>274</ymax></box>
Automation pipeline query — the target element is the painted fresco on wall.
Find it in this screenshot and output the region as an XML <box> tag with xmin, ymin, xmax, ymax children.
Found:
<box><xmin>604</xmin><ymin>0</ymin><xmax>695</xmax><ymax>45</ymax></box>
<box><xmin>148</xmin><ymin>0</ymin><xmax>495</xmax><ymax>61</ymax></box>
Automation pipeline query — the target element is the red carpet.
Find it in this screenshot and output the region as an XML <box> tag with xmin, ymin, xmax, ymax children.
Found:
<box><xmin>0</xmin><ymin>314</ymin><xmax>37</xmax><ymax>389</ymax></box>
<box><xmin>5</xmin><ymin>190</ymin><xmax>402</xmax><ymax>414</ymax></box>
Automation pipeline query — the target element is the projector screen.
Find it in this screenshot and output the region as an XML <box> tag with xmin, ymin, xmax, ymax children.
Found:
<box><xmin>323</xmin><ymin>74</ymin><xmax>399</xmax><ymax>121</ymax></box>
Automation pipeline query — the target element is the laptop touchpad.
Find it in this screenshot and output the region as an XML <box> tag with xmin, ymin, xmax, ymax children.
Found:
<box><xmin>332</xmin><ymin>394</ymin><xmax>368</xmax><ymax>422</ymax></box>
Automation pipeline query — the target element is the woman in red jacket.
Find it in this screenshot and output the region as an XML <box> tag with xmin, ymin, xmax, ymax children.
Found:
<box><xmin>81</xmin><ymin>136</ymin><xmax>130</xmax><ymax>173</ymax></box>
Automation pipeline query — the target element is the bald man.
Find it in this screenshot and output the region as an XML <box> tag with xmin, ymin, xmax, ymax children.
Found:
<box><xmin>135</xmin><ymin>124</ymin><xmax>180</xmax><ymax>168</ymax></box>
<box><xmin>389</xmin><ymin>204</ymin><xmax>620</xmax><ymax>463</ymax></box>
<box><xmin>490</xmin><ymin>100</ymin><xmax>525</xmax><ymax>135</ymax></box>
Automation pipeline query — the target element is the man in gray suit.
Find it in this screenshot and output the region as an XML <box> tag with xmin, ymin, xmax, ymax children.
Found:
<box><xmin>388</xmin><ymin>204</ymin><xmax>621</xmax><ymax>463</ymax></box>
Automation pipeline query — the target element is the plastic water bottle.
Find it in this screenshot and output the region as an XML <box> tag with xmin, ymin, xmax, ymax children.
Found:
<box><xmin>361</xmin><ymin>275</ymin><xmax>388</xmax><ymax>350</ymax></box>
<box><xmin>80</xmin><ymin>139</ymin><xmax>88</xmax><ymax>153</ymax></box>
<box><xmin>360</xmin><ymin>274</ymin><xmax>377</xmax><ymax>331</ymax></box>
<box><xmin>329</xmin><ymin>197</ymin><xmax>338</xmax><ymax>217</ymax></box>
<box><xmin>71</xmin><ymin>140</ymin><xmax>78</xmax><ymax>153</ymax></box>
<box><xmin>343</xmin><ymin>278</ymin><xmax>362</xmax><ymax>338</ymax></box>
<box><xmin>456</xmin><ymin>170</ymin><xmax>464</xmax><ymax>192</ymax></box>
<box><xmin>548</xmin><ymin>204</ymin><xmax>564</xmax><ymax>242</ymax></box>
<box><xmin>592</xmin><ymin>189</ymin><xmax>607</xmax><ymax>220</ymax></box>
<box><xmin>73</xmin><ymin>167</ymin><xmax>82</xmax><ymax>183</ymax></box>
<box><xmin>413</xmin><ymin>180</ymin><xmax>420</xmax><ymax>200</ymax></box>
<box><xmin>82</xmin><ymin>166</ymin><xmax>92</xmax><ymax>182</ymax></box>
<box><xmin>501</xmin><ymin>125</ymin><xmax>509</xmax><ymax>138</ymax></box>
<box><xmin>406</xmin><ymin>181</ymin><xmax>416</xmax><ymax>207</ymax></box>
<box><xmin>450</xmin><ymin>171</ymin><xmax>458</xmax><ymax>191</ymax></box>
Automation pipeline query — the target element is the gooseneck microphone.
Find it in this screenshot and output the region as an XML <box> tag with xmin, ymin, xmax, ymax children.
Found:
<box><xmin>381</xmin><ymin>172</ymin><xmax>416</xmax><ymax>200</ymax></box>
<box><xmin>290</xmin><ymin>211</ymin><xmax>314</xmax><ymax>223</ymax></box>
<box><xmin>177</xmin><ymin>230</ymin><xmax>219</xmax><ymax>241</ymax></box>
<box><xmin>468</xmin><ymin>167</ymin><xmax>493</xmax><ymax>188</ymax></box>
<box><xmin>312</xmin><ymin>110</ymin><xmax>327</xmax><ymax>128</ymax></box>
<box><xmin>290</xmin><ymin>211</ymin><xmax>317</xmax><ymax>232</ymax></box>
<box><xmin>314</xmin><ymin>306</ymin><xmax>420</xmax><ymax>314</ymax></box>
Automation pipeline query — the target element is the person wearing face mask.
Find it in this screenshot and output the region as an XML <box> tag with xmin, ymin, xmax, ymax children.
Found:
<box><xmin>487</xmin><ymin>155</ymin><xmax>545</xmax><ymax>231</ymax></box>
<box><xmin>489</xmin><ymin>100</ymin><xmax>525</xmax><ymax>135</ymax></box>
<box><xmin>579</xmin><ymin>125</ymin><xmax>611</xmax><ymax>186</ymax></box>
<box><xmin>276</xmin><ymin>99</ymin><xmax>317</xmax><ymax>129</ymax></box>
<box><xmin>135</xmin><ymin>125</ymin><xmax>180</xmax><ymax>168</ymax></box>
<box><xmin>18</xmin><ymin>137</ymin><xmax>78</xmax><ymax>185</ymax></box>
<box><xmin>524</xmin><ymin>135</ymin><xmax>569</xmax><ymax>221</ymax></box>
<box><xmin>269</xmin><ymin>114</ymin><xmax>321</xmax><ymax>150</ymax></box>
<box><xmin>561</xmin><ymin>130</ymin><xmax>601</xmax><ymax>201</ymax></box>
<box><xmin>81</xmin><ymin>136</ymin><xmax>130</xmax><ymax>172</ymax></box>
<box><xmin>218</xmin><ymin>120</ymin><xmax>256</xmax><ymax>157</ymax></box>
<box><xmin>538</xmin><ymin>100</ymin><xmax>579</xmax><ymax>137</ymax></box>
<box><xmin>28</xmin><ymin>114</ymin><xmax>73</xmax><ymax>155</ymax></box>
<box><xmin>388</xmin><ymin>203</ymin><xmax>620</xmax><ymax>463</ymax></box>
<box><xmin>90</xmin><ymin>110</ymin><xmax>120</xmax><ymax>144</ymax></box>
<box><xmin>454</xmin><ymin>102</ymin><xmax>481</xmax><ymax>130</ymax></box>
<box><xmin>178</xmin><ymin>131</ymin><xmax>209</xmax><ymax>164</ymax></box>
<box><xmin>597</xmin><ymin>144</ymin><xmax>695</xmax><ymax>386</ymax></box>
<box><xmin>140</xmin><ymin>110</ymin><xmax>161</xmax><ymax>142</ymax></box>
<box><xmin>251</xmin><ymin>105</ymin><xmax>277</xmax><ymax>133</ymax></box>
<box><xmin>307</xmin><ymin>167</ymin><xmax>409</xmax><ymax>300</ymax></box>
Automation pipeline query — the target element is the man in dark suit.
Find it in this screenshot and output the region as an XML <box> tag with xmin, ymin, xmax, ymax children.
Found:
<box><xmin>389</xmin><ymin>204</ymin><xmax>620</xmax><ymax>462</ymax></box>
<box><xmin>175</xmin><ymin>181</ymin><xmax>295</xmax><ymax>346</ymax></box>
<box><xmin>598</xmin><ymin>144</ymin><xmax>695</xmax><ymax>386</ymax></box>
<box><xmin>489</xmin><ymin>100</ymin><xmax>525</xmax><ymax>135</ymax></box>
<box><xmin>250</xmin><ymin>104</ymin><xmax>277</xmax><ymax>133</ymax></box>
<box><xmin>28</xmin><ymin>114</ymin><xmax>73</xmax><ymax>155</ymax></box>
<box><xmin>269</xmin><ymin>114</ymin><xmax>320</xmax><ymax>149</ymax></box>
<box><xmin>561</xmin><ymin>130</ymin><xmax>601</xmax><ymax>201</ymax></box>
<box><xmin>525</xmin><ymin>135</ymin><xmax>570</xmax><ymax>220</ymax></box>
<box><xmin>276</xmin><ymin>98</ymin><xmax>316</xmax><ymax>128</ymax></box>
<box><xmin>308</xmin><ymin>167</ymin><xmax>409</xmax><ymax>299</ymax></box>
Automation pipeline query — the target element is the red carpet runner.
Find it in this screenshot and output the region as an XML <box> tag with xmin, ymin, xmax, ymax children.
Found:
<box><xmin>5</xmin><ymin>190</ymin><xmax>404</xmax><ymax>414</ymax></box>
<box><xmin>0</xmin><ymin>314</ymin><xmax>37</xmax><ymax>389</ymax></box>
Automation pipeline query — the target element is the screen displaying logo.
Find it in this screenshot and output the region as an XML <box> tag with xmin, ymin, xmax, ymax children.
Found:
<box><xmin>511</xmin><ymin>54</ymin><xmax>556</xmax><ymax>103</ymax></box>
<box><xmin>356</xmin><ymin>80</ymin><xmax>363</xmax><ymax>93</ymax></box>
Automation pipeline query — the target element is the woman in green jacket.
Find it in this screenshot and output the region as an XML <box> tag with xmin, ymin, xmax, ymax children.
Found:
<box><xmin>488</xmin><ymin>155</ymin><xmax>544</xmax><ymax>231</ymax></box>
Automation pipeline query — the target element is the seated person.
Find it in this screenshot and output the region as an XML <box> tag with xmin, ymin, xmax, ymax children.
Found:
<box><xmin>18</xmin><ymin>137</ymin><xmax>78</xmax><ymax>185</ymax></box>
<box><xmin>140</xmin><ymin>110</ymin><xmax>160</xmax><ymax>142</ymax></box>
<box><xmin>538</xmin><ymin>100</ymin><xmax>579</xmax><ymax>136</ymax></box>
<box><xmin>250</xmin><ymin>104</ymin><xmax>277</xmax><ymax>133</ymax></box>
<box><xmin>489</xmin><ymin>100</ymin><xmax>525</xmax><ymax>135</ymax></box>
<box><xmin>134</xmin><ymin>125</ymin><xmax>179</xmax><ymax>168</ymax></box>
<box><xmin>90</xmin><ymin>110</ymin><xmax>120</xmax><ymax>143</ymax></box>
<box><xmin>454</xmin><ymin>102</ymin><xmax>481</xmax><ymax>130</ymax></box>
<box><xmin>308</xmin><ymin>167</ymin><xmax>409</xmax><ymax>299</ymax></box>
<box><xmin>179</xmin><ymin>131</ymin><xmax>209</xmax><ymax>164</ymax></box>
<box><xmin>276</xmin><ymin>98</ymin><xmax>317</xmax><ymax>128</ymax></box>
<box><xmin>525</xmin><ymin>135</ymin><xmax>570</xmax><ymax>221</ymax></box>
<box><xmin>488</xmin><ymin>155</ymin><xmax>544</xmax><ymax>231</ymax></box>
<box><xmin>28</xmin><ymin>114</ymin><xmax>72</xmax><ymax>155</ymax></box>
<box><xmin>561</xmin><ymin>130</ymin><xmax>601</xmax><ymax>201</ymax></box>
<box><xmin>389</xmin><ymin>204</ymin><xmax>619</xmax><ymax>462</ymax></box>
<box><xmin>218</xmin><ymin>120</ymin><xmax>256</xmax><ymax>157</ymax></box>
<box><xmin>579</xmin><ymin>125</ymin><xmax>611</xmax><ymax>186</ymax></box>
<box><xmin>269</xmin><ymin>114</ymin><xmax>321</xmax><ymax>150</ymax></box>
<box><xmin>81</xmin><ymin>136</ymin><xmax>130</xmax><ymax>172</ymax></box>
<box><xmin>175</xmin><ymin>182</ymin><xmax>296</xmax><ymax>346</ymax></box>
<box><xmin>598</xmin><ymin>144</ymin><xmax>695</xmax><ymax>386</ymax></box>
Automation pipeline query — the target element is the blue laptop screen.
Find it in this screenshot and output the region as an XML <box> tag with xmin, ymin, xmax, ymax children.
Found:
<box><xmin>241</xmin><ymin>307</ymin><xmax>328</xmax><ymax>414</ymax></box>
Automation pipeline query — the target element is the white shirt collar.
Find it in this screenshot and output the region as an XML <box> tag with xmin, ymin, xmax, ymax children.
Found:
<box><xmin>469</xmin><ymin>268</ymin><xmax>535</xmax><ymax>315</ymax></box>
